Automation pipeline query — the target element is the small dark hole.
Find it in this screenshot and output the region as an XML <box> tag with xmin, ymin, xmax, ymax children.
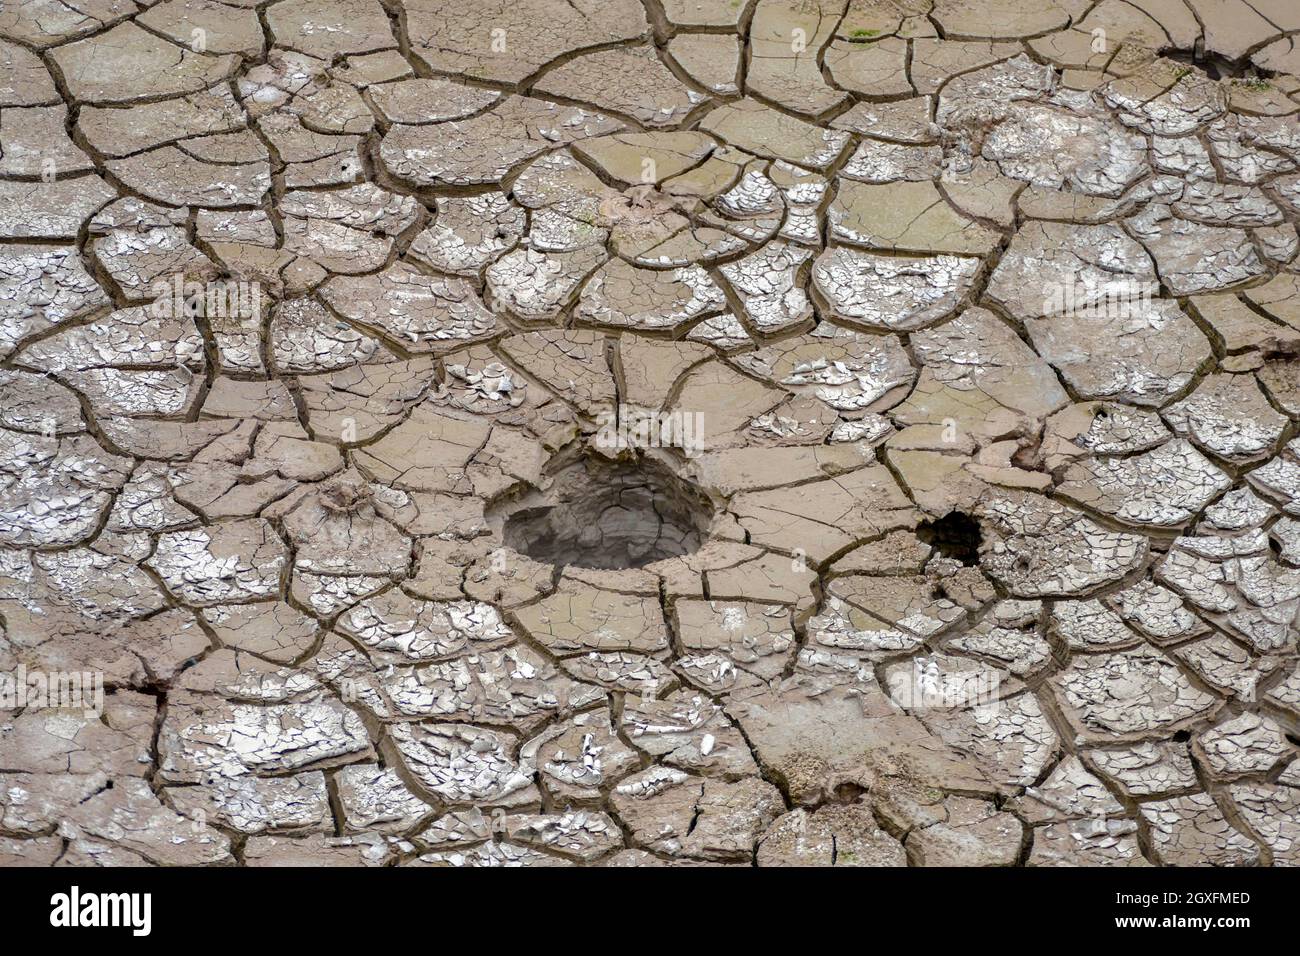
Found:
<box><xmin>832</xmin><ymin>782</ymin><xmax>868</xmax><ymax>802</ymax></box>
<box><xmin>1161</xmin><ymin>46</ymin><xmax>1273</xmax><ymax>82</ymax></box>
<box><xmin>917</xmin><ymin>511</ymin><xmax>983</xmax><ymax>566</ymax></box>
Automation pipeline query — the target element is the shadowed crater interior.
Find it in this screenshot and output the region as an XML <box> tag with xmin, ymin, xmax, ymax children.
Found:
<box><xmin>494</xmin><ymin>456</ymin><xmax>715</xmax><ymax>571</ymax></box>
<box><xmin>917</xmin><ymin>511</ymin><xmax>983</xmax><ymax>566</ymax></box>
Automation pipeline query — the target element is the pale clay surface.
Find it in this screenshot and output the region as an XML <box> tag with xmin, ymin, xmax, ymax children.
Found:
<box><xmin>2</xmin><ymin>0</ymin><xmax>1300</xmax><ymax>868</ymax></box>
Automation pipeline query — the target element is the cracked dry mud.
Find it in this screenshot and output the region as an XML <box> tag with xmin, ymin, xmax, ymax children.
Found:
<box><xmin>5</xmin><ymin>0</ymin><xmax>1300</xmax><ymax>870</ymax></box>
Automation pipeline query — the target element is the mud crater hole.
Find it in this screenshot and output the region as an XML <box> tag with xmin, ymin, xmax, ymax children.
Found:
<box><xmin>493</xmin><ymin>457</ymin><xmax>715</xmax><ymax>571</ymax></box>
<box><xmin>917</xmin><ymin>511</ymin><xmax>983</xmax><ymax>566</ymax></box>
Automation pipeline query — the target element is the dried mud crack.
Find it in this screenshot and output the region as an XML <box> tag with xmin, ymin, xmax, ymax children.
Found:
<box><xmin>2</xmin><ymin>0</ymin><xmax>1300</xmax><ymax>869</ymax></box>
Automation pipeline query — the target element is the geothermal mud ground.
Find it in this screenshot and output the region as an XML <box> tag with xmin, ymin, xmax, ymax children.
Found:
<box><xmin>3</xmin><ymin>0</ymin><xmax>1300</xmax><ymax>867</ymax></box>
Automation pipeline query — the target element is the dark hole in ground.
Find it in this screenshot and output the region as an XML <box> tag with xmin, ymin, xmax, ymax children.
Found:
<box><xmin>493</xmin><ymin>456</ymin><xmax>715</xmax><ymax>571</ymax></box>
<box><xmin>1162</xmin><ymin>46</ymin><xmax>1275</xmax><ymax>82</ymax></box>
<box><xmin>917</xmin><ymin>511</ymin><xmax>983</xmax><ymax>566</ymax></box>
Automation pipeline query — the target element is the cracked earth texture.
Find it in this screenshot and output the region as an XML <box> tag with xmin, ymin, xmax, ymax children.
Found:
<box><xmin>5</xmin><ymin>0</ymin><xmax>1300</xmax><ymax>869</ymax></box>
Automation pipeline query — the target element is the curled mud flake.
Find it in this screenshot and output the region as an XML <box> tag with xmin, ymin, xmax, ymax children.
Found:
<box><xmin>1197</xmin><ymin>713</ymin><xmax>1292</xmax><ymax>778</ymax></box>
<box><xmin>337</xmin><ymin>592</ymin><xmax>512</xmax><ymax>662</ymax></box>
<box><xmin>560</xmin><ymin>651</ymin><xmax>675</xmax><ymax>696</ymax></box>
<box><xmin>92</xmin><ymin>226</ymin><xmax>218</xmax><ymax>302</ymax></box>
<box><xmin>412</xmin><ymin>840</ymin><xmax>570</xmax><ymax>867</ymax></box>
<box><xmin>1229</xmin><ymin>783</ymin><xmax>1300</xmax><ymax>865</ymax></box>
<box><xmin>165</xmin><ymin>772</ymin><xmax>332</xmax><ymax>835</ymax></box>
<box><xmin>157</xmin><ymin>655</ymin><xmax>374</xmax><ymax>787</ymax></box>
<box><xmin>977</xmin><ymin>491</ymin><xmax>1148</xmax><ymax>597</ymax></box>
<box><xmin>718</xmin><ymin>241</ymin><xmax>815</xmax><ymax>336</ymax></box>
<box><xmin>1088</xmin><ymin>741</ymin><xmax>1198</xmax><ymax>798</ymax></box>
<box><xmin>916</xmin><ymin>693</ymin><xmax>1058</xmax><ymax>790</ymax></box>
<box><xmin>503</xmin><ymin>810</ymin><xmax>624</xmax><ymax>862</ymax></box>
<box><xmin>409</xmin><ymin>193</ymin><xmax>524</xmax><ymax>277</ymax></box>
<box><xmin>159</xmin><ymin>693</ymin><xmax>372</xmax><ymax>783</ymax></box>
<box><xmin>814</xmin><ymin>575</ymin><xmax>962</xmax><ymax>662</ymax></box>
<box><xmin>387</xmin><ymin>722</ymin><xmax>536</xmax><ymax>805</ymax></box>
<box><xmin>1139</xmin><ymin>792</ymin><xmax>1259</xmax><ymax>866</ymax></box>
<box><xmin>243</xmin><ymin>833</ymin><xmax>401</xmax><ymax>867</ymax></box>
<box><xmin>611</xmin><ymin>767</ymin><xmax>783</xmax><ymax>861</ymax></box>
<box><xmin>1051</xmin><ymin>647</ymin><xmax>1219</xmax><ymax>742</ymax></box>
<box><xmin>842</xmin><ymin>139</ymin><xmax>944</xmax><ymax>184</ymax></box>
<box><xmin>526</xmin><ymin>708</ymin><xmax>640</xmax><ymax>802</ymax></box>
<box><xmin>1058</xmin><ymin>439</ymin><xmax>1231</xmax><ymax>529</ymax></box>
<box><xmin>1128</xmin><ymin>202</ymin><xmax>1266</xmax><ymax>295</ymax></box>
<box><xmin>1030</xmin><ymin>818</ymin><xmax>1150</xmax><ymax>866</ymax></box>
<box><xmin>1010</xmin><ymin>756</ymin><xmax>1125</xmax><ymax>825</ymax></box>
<box><xmin>338</xmin><ymin>641</ymin><xmax>600</xmax><ymax>729</ymax></box>
<box><xmin>1171</xmin><ymin>180</ymin><xmax>1283</xmax><ymax>228</ymax></box>
<box><xmin>740</xmin><ymin>324</ymin><xmax>916</xmax><ymax>416</ymax></box>
<box><xmin>336</xmin><ymin>763</ymin><xmax>434</xmax><ymax>834</ymax></box>
<box><xmin>487</xmin><ymin>245</ymin><xmax>607</xmax><ymax>326</ymax></box>
<box><xmin>1108</xmin><ymin>580</ymin><xmax>1209</xmax><ymax>646</ymax></box>
<box><xmin>1170</xmin><ymin>633</ymin><xmax>1280</xmax><ymax>703</ymax></box>
<box><xmin>270</xmin><ymin>297</ymin><xmax>384</xmax><ymax>374</ymax></box>
<box><xmin>988</xmin><ymin>221</ymin><xmax>1157</xmax><ymax>322</ymax></box>
<box><xmin>945</xmin><ymin>620</ymin><xmax>1051</xmax><ymax>679</ymax></box>
<box><xmin>321</xmin><ymin>264</ymin><xmax>498</xmax><ymax>354</ymax></box>
<box><xmin>379</xmin><ymin>96</ymin><xmax>623</xmax><ymax>188</ymax></box>
<box><xmin>894</xmin><ymin>305</ymin><xmax>1068</xmax><ymax>455</ymax></box>
<box><xmin>1245</xmin><ymin>439</ymin><xmax>1300</xmax><ymax>516</ymax></box>
<box><xmin>0</xmin><ymin>244</ymin><xmax>109</xmax><ymax>361</ymax></box>
<box><xmin>675</xmin><ymin>599</ymin><xmax>795</xmax><ymax>695</ymax></box>
<box><xmin>146</xmin><ymin>519</ymin><xmax>286</xmax><ymax>605</ymax></box>
<box><xmin>1165</xmin><ymin>373</ymin><xmax>1287</xmax><ymax>463</ymax></box>
<box><xmin>1050</xmin><ymin>599</ymin><xmax>1142</xmax><ymax>652</ymax></box>
<box><xmin>576</xmin><ymin>259</ymin><xmax>725</xmax><ymax>334</ymax></box>
<box><xmin>812</xmin><ymin>246</ymin><xmax>980</xmax><ymax>331</ymax></box>
<box><xmin>0</xmin><ymin>431</ymin><xmax>131</xmax><ymax>548</ymax></box>
<box><xmin>982</xmin><ymin>101</ymin><xmax>1148</xmax><ymax>196</ymax></box>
